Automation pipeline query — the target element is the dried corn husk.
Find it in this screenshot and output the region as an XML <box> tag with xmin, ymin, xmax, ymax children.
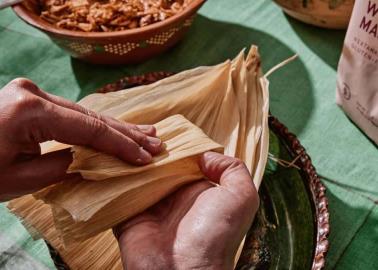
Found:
<box><xmin>67</xmin><ymin>114</ymin><xmax>223</xmax><ymax>180</ymax></box>
<box><xmin>34</xmin><ymin>115</ymin><xmax>223</xmax><ymax>244</ymax></box>
<box><xmin>8</xmin><ymin>45</ymin><xmax>270</xmax><ymax>270</ymax></box>
<box><xmin>39</xmin><ymin>156</ymin><xmax>206</xmax><ymax>246</ymax></box>
<box><xmin>7</xmin><ymin>196</ymin><xmax>122</xmax><ymax>269</ymax></box>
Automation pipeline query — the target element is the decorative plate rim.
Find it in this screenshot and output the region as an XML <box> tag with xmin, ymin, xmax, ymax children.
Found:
<box><xmin>268</xmin><ymin>116</ymin><xmax>330</xmax><ymax>270</ymax></box>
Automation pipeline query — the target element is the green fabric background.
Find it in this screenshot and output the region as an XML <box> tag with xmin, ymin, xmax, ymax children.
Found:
<box><xmin>0</xmin><ymin>0</ymin><xmax>377</xmax><ymax>269</ymax></box>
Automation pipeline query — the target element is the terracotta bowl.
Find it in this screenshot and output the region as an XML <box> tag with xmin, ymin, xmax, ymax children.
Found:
<box><xmin>13</xmin><ymin>0</ymin><xmax>205</xmax><ymax>64</ymax></box>
<box><xmin>273</xmin><ymin>0</ymin><xmax>354</xmax><ymax>29</ymax></box>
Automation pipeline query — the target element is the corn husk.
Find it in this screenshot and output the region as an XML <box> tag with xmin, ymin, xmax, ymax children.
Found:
<box><xmin>67</xmin><ymin>114</ymin><xmax>223</xmax><ymax>180</ymax></box>
<box><xmin>7</xmin><ymin>196</ymin><xmax>122</xmax><ymax>269</ymax></box>
<box><xmin>8</xmin><ymin>45</ymin><xmax>270</xmax><ymax>270</ymax></box>
<box><xmin>34</xmin><ymin>115</ymin><xmax>223</xmax><ymax>245</ymax></box>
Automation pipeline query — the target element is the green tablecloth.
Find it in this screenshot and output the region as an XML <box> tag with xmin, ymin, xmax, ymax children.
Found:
<box><xmin>0</xmin><ymin>0</ymin><xmax>377</xmax><ymax>269</ymax></box>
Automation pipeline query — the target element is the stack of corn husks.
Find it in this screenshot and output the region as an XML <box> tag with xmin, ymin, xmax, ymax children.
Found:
<box><xmin>8</xmin><ymin>45</ymin><xmax>269</xmax><ymax>269</ymax></box>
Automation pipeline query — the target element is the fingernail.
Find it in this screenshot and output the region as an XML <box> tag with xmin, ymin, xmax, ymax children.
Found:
<box><xmin>138</xmin><ymin>148</ymin><xmax>152</xmax><ymax>163</ymax></box>
<box><xmin>147</xmin><ymin>136</ymin><xmax>162</xmax><ymax>146</ymax></box>
<box><xmin>137</xmin><ymin>125</ymin><xmax>153</xmax><ymax>133</ymax></box>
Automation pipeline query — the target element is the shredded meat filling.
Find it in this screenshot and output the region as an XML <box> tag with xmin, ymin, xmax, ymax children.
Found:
<box><xmin>39</xmin><ymin>0</ymin><xmax>193</xmax><ymax>32</ymax></box>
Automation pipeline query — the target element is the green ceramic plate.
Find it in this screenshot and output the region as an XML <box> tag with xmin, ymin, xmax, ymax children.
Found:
<box><xmin>236</xmin><ymin>116</ymin><xmax>329</xmax><ymax>270</ymax></box>
<box><xmin>47</xmin><ymin>73</ymin><xmax>330</xmax><ymax>270</ymax></box>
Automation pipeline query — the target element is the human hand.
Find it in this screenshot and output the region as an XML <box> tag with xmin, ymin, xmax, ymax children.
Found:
<box><xmin>0</xmin><ymin>78</ymin><xmax>163</xmax><ymax>201</ymax></box>
<box><xmin>114</xmin><ymin>152</ymin><xmax>259</xmax><ymax>270</ymax></box>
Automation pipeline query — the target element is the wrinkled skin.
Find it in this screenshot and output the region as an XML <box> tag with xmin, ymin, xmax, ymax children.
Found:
<box><xmin>0</xmin><ymin>78</ymin><xmax>260</xmax><ymax>270</ymax></box>
<box><xmin>115</xmin><ymin>152</ymin><xmax>259</xmax><ymax>270</ymax></box>
<box><xmin>0</xmin><ymin>78</ymin><xmax>163</xmax><ymax>202</ymax></box>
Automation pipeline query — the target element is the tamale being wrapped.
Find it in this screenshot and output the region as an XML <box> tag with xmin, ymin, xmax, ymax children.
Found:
<box><xmin>35</xmin><ymin>115</ymin><xmax>223</xmax><ymax>245</ymax></box>
<box><xmin>68</xmin><ymin>114</ymin><xmax>223</xmax><ymax>180</ymax></box>
<box><xmin>8</xmin><ymin>45</ymin><xmax>270</xmax><ymax>270</ymax></box>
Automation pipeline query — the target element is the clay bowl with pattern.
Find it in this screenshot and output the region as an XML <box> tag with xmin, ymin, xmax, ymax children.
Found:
<box><xmin>12</xmin><ymin>0</ymin><xmax>205</xmax><ymax>65</ymax></box>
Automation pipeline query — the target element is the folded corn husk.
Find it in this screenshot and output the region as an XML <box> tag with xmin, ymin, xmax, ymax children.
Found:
<box><xmin>68</xmin><ymin>114</ymin><xmax>223</xmax><ymax>180</ymax></box>
<box><xmin>8</xmin><ymin>45</ymin><xmax>270</xmax><ymax>270</ymax></box>
<box><xmin>34</xmin><ymin>114</ymin><xmax>223</xmax><ymax>245</ymax></box>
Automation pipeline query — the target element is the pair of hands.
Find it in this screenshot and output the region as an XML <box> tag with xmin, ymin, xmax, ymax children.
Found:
<box><xmin>0</xmin><ymin>78</ymin><xmax>259</xmax><ymax>270</ymax></box>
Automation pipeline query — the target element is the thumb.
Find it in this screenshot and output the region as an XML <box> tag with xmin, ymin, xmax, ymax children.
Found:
<box><xmin>199</xmin><ymin>152</ymin><xmax>258</xmax><ymax>202</ymax></box>
<box><xmin>0</xmin><ymin>149</ymin><xmax>79</xmax><ymax>202</ymax></box>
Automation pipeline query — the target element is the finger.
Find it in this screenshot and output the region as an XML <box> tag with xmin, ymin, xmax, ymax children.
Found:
<box><xmin>94</xmin><ymin>116</ymin><xmax>162</xmax><ymax>155</ymax></box>
<box><xmin>36</xmin><ymin>90</ymin><xmax>157</xmax><ymax>137</ymax></box>
<box><xmin>135</xmin><ymin>124</ymin><xmax>156</xmax><ymax>137</ymax></box>
<box><xmin>38</xmin><ymin>103</ymin><xmax>153</xmax><ymax>165</ymax></box>
<box><xmin>58</xmin><ymin>106</ymin><xmax>162</xmax><ymax>155</ymax></box>
<box><xmin>24</xmin><ymin>84</ymin><xmax>162</xmax><ymax>154</ymax></box>
<box><xmin>199</xmin><ymin>152</ymin><xmax>258</xmax><ymax>200</ymax></box>
<box><xmin>0</xmin><ymin>149</ymin><xmax>79</xmax><ymax>201</ymax></box>
<box><xmin>68</xmin><ymin>110</ymin><xmax>162</xmax><ymax>155</ymax></box>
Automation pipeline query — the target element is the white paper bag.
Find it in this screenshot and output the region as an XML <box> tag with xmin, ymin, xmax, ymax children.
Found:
<box><xmin>337</xmin><ymin>0</ymin><xmax>378</xmax><ymax>143</ymax></box>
